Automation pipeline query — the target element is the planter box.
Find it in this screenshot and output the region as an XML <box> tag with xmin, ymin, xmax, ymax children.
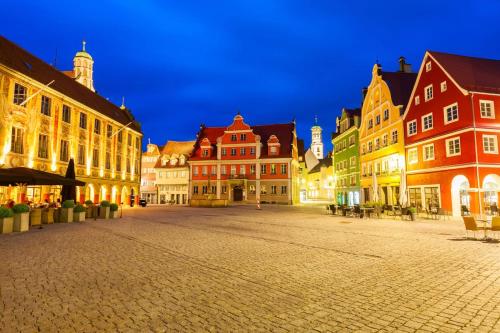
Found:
<box><xmin>99</xmin><ymin>207</ymin><xmax>110</xmax><ymax>219</ymax></box>
<box><xmin>85</xmin><ymin>207</ymin><xmax>94</xmax><ymax>218</ymax></box>
<box><xmin>0</xmin><ymin>217</ymin><xmax>14</xmax><ymax>234</ymax></box>
<box><xmin>73</xmin><ymin>211</ymin><xmax>86</xmax><ymax>222</ymax></box>
<box><xmin>13</xmin><ymin>212</ymin><xmax>29</xmax><ymax>232</ymax></box>
<box><xmin>110</xmin><ymin>210</ymin><xmax>119</xmax><ymax>219</ymax></box>
<box><xmin>30</xmin><ymin>208</ymin><xmax>42</xmax><ymax>226</ymax></box>
<box><xmin>42</xmin><ymin>208</ymin><xmax>54</xmax><ymax>224</ymax></box>
<box><xmin>53</xmin><ymin>208</ymin><xmax>60</xmax><ymax>223</ymax></box>
<box><xmin>60</xmin><ymin>208</ymin><xmax>73</xmax><ymax>223</ymax></box>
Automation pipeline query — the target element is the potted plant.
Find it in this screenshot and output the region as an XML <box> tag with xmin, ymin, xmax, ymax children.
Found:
<box><xmin>30</xmin><ymin>206</ymin><xmax>42</xmax><ymax>226</ymax></box>
<box><xmin>99</xmin><ymin>200</ymin><xmax>110</xmax><ymax>219</ymax></box>
<box><xmin>408</xmin><ymin>207</ymin><xmax>417</xmax><ymax>221</ymax></box>
<box><xmin>60</xmin><ymin>200</ymin><xmax>75</xmax><ymax>223</ymax></box>
<box><xmin>85</xmin><ymin>200</ymin><xmax>94</xmax><ymax>218</ymax></box>
<box><xmin>0</xmin><ymin>207</ymin><xmax>14</xmax><ymax>234</ymax></box>
<box><xmin>73</xmin><ymin>204</ymin><xmax>86</xmax><ymax>222</ymax></box>
<box><xmin>13</xmin><ymin>203</ymin><xmax>30</xmax><ymax>232</ymax></box>
<box><xmin>109</xmin><ymin>203</ymin><xmax>119</xmax><ymax>218</ymax></box>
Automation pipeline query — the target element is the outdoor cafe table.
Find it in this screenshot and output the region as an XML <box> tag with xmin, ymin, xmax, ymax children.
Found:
<box><xmin>360</xmin><ymin>207</ymin><xmax>375</xmax><ymax>219</ymax></box>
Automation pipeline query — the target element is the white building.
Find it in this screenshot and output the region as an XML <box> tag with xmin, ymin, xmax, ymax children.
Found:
<box><xmin>310</xmin><ymin>116</ymin><xmax>324</xmax><ymax>160</ymax></box>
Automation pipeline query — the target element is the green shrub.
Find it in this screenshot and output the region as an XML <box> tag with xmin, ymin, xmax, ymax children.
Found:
<box><xmin>0</xmin><ymin>207</ymin><xmax>14</xmax><ymax>218</ymax></box>
<box><xmin>84</xmin><ymin>200</ymin><xmax>94</xmax><ymax>206</ymax></box>
<box><xmin>62</xmin><ymin>200</ymin><xmax>75</xmax><ymax>208</ymax></box>
<box><xmin>73</xmin><ymin>204</ymin><xmax>85</xmax><ymax>213</ymax></box>
<box><xmin>408</xmin><ymin>207</ymin><xmax>417</xmax><ymax>214</ymax></box>
<box><xmin>12</xmin><ymin>204</ymin><xmax>30</xmax><ymax>214</ymax></box>
<box><xmin>110</xmin><ymin>203</ymin><xmax>119</xmax><ymax>212</ymax></box>
<box><xmin>100</xmin><ymin>200</ymin><xmax>110</xmax><ymax>207</ymax></box>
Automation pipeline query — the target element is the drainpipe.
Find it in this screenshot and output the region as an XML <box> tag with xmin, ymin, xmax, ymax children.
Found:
<box><xmin>470</xmin><ymin>92</ymin><xmax>483</xmax><ymax>217</ymax></box>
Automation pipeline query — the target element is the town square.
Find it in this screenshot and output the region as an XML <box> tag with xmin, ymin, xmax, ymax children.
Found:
<box><xmin>0</xmin><ymin>0</ymin><xmax>500</xmax><ymax>332</ymax></box>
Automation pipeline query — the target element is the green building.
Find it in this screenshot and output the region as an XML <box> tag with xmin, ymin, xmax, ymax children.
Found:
<box><xmin>332</xmin><ymin>108</ymin><xmax>361</xmax><ymax>205</ymax></box>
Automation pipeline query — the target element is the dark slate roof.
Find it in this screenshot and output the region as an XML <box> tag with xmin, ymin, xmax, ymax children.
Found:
<box><xmin>191</xmin><ymin>122</ymin><xmax>295</xmax><ymax>160</ymax></box>
<box><xmin>0</xmin><ymin>35</ymin><xmax>141</xmax><ymax>132</ymax></box>
<box><xmin>297</xmin><ymin>138</ymin><xmax>305</xmax><ymax>159</ymax></box>
<box><xmin>344</xmin><ymin>108</ymin><xmax>361</xmax><ymax>118</ymax></box>
<box><xmin>430</xmin><ymin>51</ymin><xmax>500</xmax><ymax>94</ymax></box>
<box><xmin>309</xmin><ymin>155</ymin><xmax>332</xmax><ymax>174</ymax></box>
<box><xmin>381</xmin><ymin>71</ymin><xmax>417</xmax><ymax>113</ymax></box>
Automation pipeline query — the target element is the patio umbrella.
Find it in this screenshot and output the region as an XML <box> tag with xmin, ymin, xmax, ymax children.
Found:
<box><xmin>372</xmin><ymin>171</ymin><xmax>379</xmax><ymax>202</ymax></box>
<box><xmin>60</xmin><ymin>159</ymin><xmax>77</xmax><ymax>203</ymax></box>
<box><xmin>0</xmin><ymin>167</ymin><xmax>85</xmax><ymax>186</ymax></box>
<box><xmin>399</xmin><ymin>167</ymin><xmax>409</xmax><ymax>208</ymax></box>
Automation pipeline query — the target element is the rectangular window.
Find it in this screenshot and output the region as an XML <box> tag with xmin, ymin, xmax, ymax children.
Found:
<box><xmin>261</xmin><ymin>164</ymin><xmax>267</xmax><ymax>175</ymax></box>
<box><xmin>79</xmin><ymin>112</ymin><xmax>87</xmax><ymax>129</ymax></box>
<box><xmin>60</xmin><ymin>140</ymin><xmax>69</xmax><ymax>162</ymax></box>
<box><xmin>62</xmin><ymin>105</ymin><xmax>71</xmax><ymax>123</ymax></box>
<box><xmin>425</xmin><ymin>62</ymin><xmax>432</xmax><ymax>72</ymax></box>
<box><xmin>422</xmin><ymin>113</ymin><xmax>433</xmax><ymax>131</ymax></box>
<box><xmin>271</xmin><ymin>185</ymin><xmax>277</xmax><ymax>194</ymax></box>
<box><xmin>392</xmin><ymin>130</ymin><xmax>398</xmax><ymax>144</ymax></box>
<box><xmin>249</xmin><ymin>185</ymin><xmax>256</xmax><ymax>194</ymax></box>
<box><xmin>231</xmin><ymin>148</ymin><xmax>236</xmax><ymax>156</ymax></box>
<box><xmin>117</xmin><ymin>131</ymin><xmax>122</xmax><ymax>143</ymax></box>
<box><xmin>38</xmin><ymin>134</ymin><xmax>49</xmax><ymax>159</ymax></box>
<box><xmin>240</xmin><ymin>165</ymin><xmax>245</xmax><ymax>175</ymax></box>
<box><xmin>105</xmin><ymin>152</ymin><xmax>111</xmax><ymax>169</ymax></box>
<box><xmin>202</xmin><ymin>149</ymin><xmax>209</xmax><ymax>157</ymax></box>
<box><xmin>440</xmin><ymin>81</ymin><xmax>447</xmax><ymax>92</ymax></box>
<box><xmin>92</xmin><ymin>148</ymin><xmax>99</xmax><ymax>167</ymax></box>
<box><xmin>375</xmin><ymin>138</ymin><xmax>380</xmax><ymax>150</ymax></box>
<box><xmin>193</xmin><ymin>186</ymin><xmax>199</xmax><ymax>194</ymax></box>
<box><xmin>423</xmin><ymin>144</ymin><xmax>435</xmax><ymax>161</ymax></box>
<box><xmin>13</xmin><ymin>83</ymin><xmax>27</xmax><ymax>106</ymax></box>
<box><xmin>480</xmin><ymin>100</ymin><xmax>495</xmax><ymax>119</ymax></box>
<box><xmin>382</xmin><ymin>134</ymin><xmax>388</xmax><ymax>146</ymax></box>
<box><xmin>483</xmin><ymin>135</ymin><xmax>498</xmax><ymax>154</ymax></box>
<box><xmin>135</xmin><ymin>138</ymin><xmax>140</xmax><ymax>150</ymax></box>
<box><xmin>128</xmin><ymin>133</ymin><xmax>132</xmax><ymax>146</ymax></box>
<box><xmin>202</xmin><ymin>166</ymin><xmax>207</xmax><ymax>176</ymax></box>
<box><xmin>281</xmin><ymin>164</ymin><xmax>287</xmax><ymax>174</ymax></box>
<box><xmin>261</xmin><ymin>185</ymin><xmax>267</xmax><ymax>194</ymax></box>
<box><xmin>78</xmin><ymin>145</ymin><xmax>85</xmax><ymax>165</ymax></box>
<box><xmin>202</xmin><ymin>186</ymin><xmax>208</xmax><ymax>194</ymax></box>
<box><xmin>375</xmin><ymin>114</ymin><xmax>380</xmax><ymax>125</ymax></box>
<box><xmin>350</xmin><ymin>156</ymin><xmax>356</xmax><ymax>167</ymax></box>
<box><xmin>221</xmin><ymin>148</ymin><xmax>227</xmax><ymax>156</ymax></box>
<box><xmin>444</xmin><ymin>103</ymin><xmax>459</xmax><ymax>124</ymax></box>
<box><xmin>446</xmin><ymin>137</ymin><xmax>461</xmax><ymax>157</ymax></box>
<box><xmin>193</xmin><ymin>167</ymin><xmax>199</xmax><ymax>176</ymax></box>
<box><xmin>211</xmin><ymin>185</ymin><xmax>216</xmax><ymax>194</ymax></box>
<box><xmin>240</xmin><ymin>134</ymin><xmax>246</xmax><ymax>141</ymax></box>
<box><xmin>211</xmin><ymin>166</ymin><xmax>217</xmax><ymax>175</ymax></box>
<box><xmin>231</xmin><ymin>134</ymin><xmax>237</xmax><ymax>141</ymax></box>
<box><xmin>425</xmin><ymin>85</ymin><xmax>433</xmax><ymax>102</ymax></box>
<box><xmin>368</xmin><ymin>141</ymin><xmax>373</xmax><ymax>152</ymax></box>
<box><xmin>240</xmin><ymin>147</ymin><xmax>246</xmax><ymax>155</ymax></box>
<box><xmin>41</xmin><ymin>95</ymin><xmax>51</xmax><ymax>116</ymax></box>
<box><xmin>116</xmin><ymin>155</ymin><xmax>122</xmax><ymax>171</ymax></box>
<box><xmin>407</xmin><ymin>120</ymin><xmax>417</xmax><ymax>136</ymax></box>
<box><xmin>230</xmin><ymin>165</ymin><xmax>236</xmax><ymax>175</ymax></box>
<box><xmin>368</xmin><ymin>119</ymin><xmax>373</xmax><ymax>129</ymax></box>
<box><xmin>250</xmin><ymin>147</ymin><xmax>255</xmax><ymax>155</ymax></box>
<box><xmin>270</xmin><ymin>164</ymin><xmax>276</xmax><ymax>174</ymax></box>
<box><xmin>408</xmin><ymin>148</ymin><xmax>418</xmax><ymax>164</ymax></box>
<box><xmin>250</xmin><ymin>165</ymin><xmax>256</xmax><ymax>174</ymax></box>
<box><xmin>221</xmin><ymin>165</ymin><xmax>227</xmax><ymax>175</ymax></box>
<box><xmin>281</xmin><ymin>186</ymin><xmax>287</xmax><ymax>195</ymax></box>
<box><xmin>107</xmin><ymin>125</ymin><xmax>113</xmax><ymax>138</ymax></box>
<box><xmin>94</xmin><ymin>119</ymin><xmax>101</xmax><ymax>134</ymax></box>
<box><xmin>415</xmin><ymin>96</ymin><xmax>420</xmax><ymax>105</ymax></box>
<box><xmin>222</xmin><ymin>186</ymin><xmax>227</xmax><ymax>194</ymax></box>
<box><xmin>349</xmin><ymin>135</ymin><xmax>355</xmax><ymax>146</ymax></box>
<box><xmin>11</xmin><ymin>127</ymin><xmax>24</xmax><ymax>154</ymax></box>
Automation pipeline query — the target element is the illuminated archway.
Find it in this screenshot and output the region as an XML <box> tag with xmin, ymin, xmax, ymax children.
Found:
<box><xmin>111</xmin><ymin>186</ymin><xmax>118</xmax><ymax>203</ymax></box>
<box><xmin>85</xmin><ymin>184</ymin><xmax>95</xmax><ymax>203</ymax></box>
<box><xmin>483</xmin><ymin>174</ymin><xmax>500</xmax><ymax>207</ymax></box>
<box><xmin>451</xmin><ymin>175</ymin><xmax>470</xmax><ymax>217</ymax></box>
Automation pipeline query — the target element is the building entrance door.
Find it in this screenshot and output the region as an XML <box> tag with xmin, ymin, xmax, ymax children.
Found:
<box><xmin>233</xmin><ymin>186</ymin><xmax>243</xmax><ymax>201</ymax></box>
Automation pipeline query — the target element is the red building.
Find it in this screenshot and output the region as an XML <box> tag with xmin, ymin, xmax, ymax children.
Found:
<box><xmin>189</xmin><ymin>113</ymin><xmax>300</xmax><ymax>204</ymax></box>
<box><xmin>403</xmin><ymin>51</ymin><xmax>500</xmax><ymax>217</ymax></box>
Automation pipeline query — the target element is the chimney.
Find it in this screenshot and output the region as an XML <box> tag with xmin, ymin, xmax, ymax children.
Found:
<box><xmin>399</xmin><ymin>56</ymin><xmax>412</xmax><ymax>73</ymax></box>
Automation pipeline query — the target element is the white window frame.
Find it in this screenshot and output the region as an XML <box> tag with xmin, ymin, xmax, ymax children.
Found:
<box><xmin>414</xmin><ymin>96</ymin><xmax>420</xmax><ymax>106</ymax></box>
<box><xmin>423</xmin><ymin>143</ymin><xmax>435</xmax><ymax>161</ymax></box>
<box><xmin>425</xmin><ymin>62</ymin><xmax>432</xmax><ymax>72</ymax></box>
<box><xmin>424</xmin><ymin>84</ymin><xmax>433</xmax><ymax>102</ymax></box>
<box><xmin>440</xmin><ymin>81</ymin><xmax>447</xmax><ymax>92</ymax></box>
<box><xmin>408</xmin><ymin>148</ymin><xmax>418</xmax><ymax>165</ymax></box>
<box><xmin>479</xmin><ymin>100</ymin><xmax>495</xmax><ymax>119</ymax></box>
<box><xmin>445</xmin><ymin>137</ymin><xmax>461</xmax><ymax>157</ymax></box>
<box><xmin>482</xmin><ymin>135</ymin><xmax>498</xmax><ymax>154</ymax></box>
<box><xmin>407</xmin><ymin>120</ymin><xmax>417</xmax><ymax>136</ymax></box>
<box><xmin>443</xmin><ymin>103</ymin><xmax>459</xmax><ymax>125</ymax></box>
<box><xmin>421</xmin><ymin>112</ymin><xmax>433</xmax><ymax>132</ymax></box>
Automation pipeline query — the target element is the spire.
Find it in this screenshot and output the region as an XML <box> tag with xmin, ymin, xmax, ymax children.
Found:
<box><xmin>148</xmin><ymin>138</ymin><xmax>151</xmax><ymax>145</ymax></box>
<box><xmin>314</xmin><ymin>115</ymin><xmax>318</xmax><ymax>125</ymax></box>
<box><xmin>120</xmin><ymin>96</ymin><xmax>126</xmax><ymax>110</ymax></box>
<box><xmin>82</xmin><ymin>40</ymin><xmax>86</xmax><ymax>52</ymax></box>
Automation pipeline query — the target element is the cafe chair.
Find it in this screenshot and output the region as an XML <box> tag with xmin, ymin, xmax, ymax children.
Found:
<box><xmin>491</xmin><ymin>217</ymin><xmax>500</xmax><ymax>239</ymax></box>
<box><xmin>462</xmin><ymin>216</ymin><xmax>490</xmax><ymax>239</ymax></box>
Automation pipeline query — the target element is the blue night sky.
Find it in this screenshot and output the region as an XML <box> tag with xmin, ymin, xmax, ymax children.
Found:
<box><xmin>2</xmin><ymin>1</ymin><xmax>499</xmax><ymax>152</ymax></box>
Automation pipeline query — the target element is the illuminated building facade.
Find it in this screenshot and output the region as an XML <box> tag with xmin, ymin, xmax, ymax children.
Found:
<box><xmin>359</xmin><ymin>58</ymin><xmax>416</xmax><ymax>204</ymax></box>
<box><xmin>0</xmin><ymin>36</ymin><xmax>142</xmax><ymax>204</ymax></box>
<box><xmin>403</xmin><ymin>51</ymin><xmax>500</xmax><ymax>216</ymax></box>
<box><xmin>140</xmin><ymin>142</ymin><xmax>161</xmax><ymax>204</ymax></box>
<box><xmin>333</xmin><ymin>108</ymin><xmax>361</xmax><ymax>205</ymax></box>
<box><xmin>189</xmin><ymin>113</ymin><xmax>300</xmax><ymax>204</ymax></box>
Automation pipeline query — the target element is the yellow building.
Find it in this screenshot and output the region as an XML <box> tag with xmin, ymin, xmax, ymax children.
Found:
<box><xmin>304</xmin><ymin>154</ymin><xmax>334</xmax><ymax>202</ymax></box>
<box><xmin>0</xmin><ymin>37</ymin><xmax>142</xmax><ymax>205</ymax></box>
<box><xmin>359</xmin><ymin>59</ymin><xmax>416</xmax><ymax>204</ymax></box>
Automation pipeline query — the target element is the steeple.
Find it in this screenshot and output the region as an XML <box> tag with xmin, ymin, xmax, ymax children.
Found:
<box><xmin>73</xmin><ymin>40</ymin><xmax>95</xmax><ymax>92</ymax></box>
<box><xmin>311</xmin><ymin>116</ymin><xmax>324</xmax><ymax>159</ymax></box>
<box><xmin>120</xmin><ymin>96</ymin><xmax>126</xmax><ymax>110</ymax></box>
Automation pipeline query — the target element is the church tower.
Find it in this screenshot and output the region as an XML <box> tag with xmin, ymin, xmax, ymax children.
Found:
<box><xmin>73</xmin><ymin>40</ymin><xmax>95</xmax><ymax>92</ymax></box>
<box><xmin>311</xmin><ymin>116</ymin><xmax>324</xmax><ymax>159</ymax></box>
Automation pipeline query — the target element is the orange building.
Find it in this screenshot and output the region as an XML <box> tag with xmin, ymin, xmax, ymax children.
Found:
<box><xmin>189</xmin><ymin>113</ymin><xmax>300</xmax><ymax>204</ymax></box>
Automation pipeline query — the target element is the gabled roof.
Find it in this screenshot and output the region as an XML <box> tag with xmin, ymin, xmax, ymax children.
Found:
<box><xmin>160</xmin><ymin>140</ymin><xmax>196</xmax><ymax>156</ymax></box>
<box><xmin>143</xmin><ymin>144</ymin><xmax>161</xmax><ymax>156</ymax></box>
<box><xmin>429</xmin><ymin>51</ymin><xmax>500</xmax><ymax>94</ymax></box>
<box><xmin>381</xmin><ymin>71</ymin><xmax>417</xmax><ymax>112</ymax></box>
<box><xmin>0</xmin><ymin>35</ymin><xmax>141</xmax><ymax>132</ymax></box>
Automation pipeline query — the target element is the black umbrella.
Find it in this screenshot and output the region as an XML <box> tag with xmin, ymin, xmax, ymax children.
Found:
<box><xmin>61</xmin><ymin>158</ymin><xmax>77</xmax><ymax>203</ymax></box>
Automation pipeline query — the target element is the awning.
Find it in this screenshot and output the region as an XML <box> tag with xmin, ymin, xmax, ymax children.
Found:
<box><xmin>0</xmin><ymin>167</ymin><xmax>85</xmax><ymax>186</ymax></box>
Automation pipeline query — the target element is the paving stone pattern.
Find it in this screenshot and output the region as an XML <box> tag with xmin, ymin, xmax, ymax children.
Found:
<box><xmin>0</xmin><ymin>205</ymin><xmax>499</xmax><ymax>332</ymax></box>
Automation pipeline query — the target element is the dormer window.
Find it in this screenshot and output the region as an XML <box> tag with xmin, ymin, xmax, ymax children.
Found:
<box><xmin>231</xmin><ymin>134</ymin><xmax>237</xmax><ymax>141</ymax></box>
<box><xmin>240</xmin><ymin>134</ymin><xmax>246</xmax><ymax>141</ymax></box>
<box><xmin>202</xmin><ymin>149</ymin><xmax>209</xmax><ymax>157</ymax></box>
<box><xmin>162</xmin><ymin>158</ymin><xmax>168</xmax><ymax>166</ymax></box>
<box><xmin>270</xmin><ymin>146</ymin><xmax>277</xmax><ymax>153</ymax></box>
<box><xmin>179</xmin><ymin>156</ymin><xmax>185</xmax><ymax>165</ymax></box>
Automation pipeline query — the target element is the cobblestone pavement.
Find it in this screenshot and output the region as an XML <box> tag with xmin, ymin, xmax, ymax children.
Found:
<box><xmin>0</xmin><ymin>205</ymin><xmax>499</xmax><ymax>332</ymax></box>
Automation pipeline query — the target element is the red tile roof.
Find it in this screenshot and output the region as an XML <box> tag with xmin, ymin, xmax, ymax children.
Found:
<box><xmin>430</xmin><ymin>51</ymin><xmax>500</xmax><ymax>94</ymax></box>
<box><xmin>0</xmin><ymin>35</ymin><xmax>141</xmax><ymax>132</ymax></box>
<box><xmin>381</xmin><ymin>71</ymin><xmax>417</xmax><ymax>113</ymax></box>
